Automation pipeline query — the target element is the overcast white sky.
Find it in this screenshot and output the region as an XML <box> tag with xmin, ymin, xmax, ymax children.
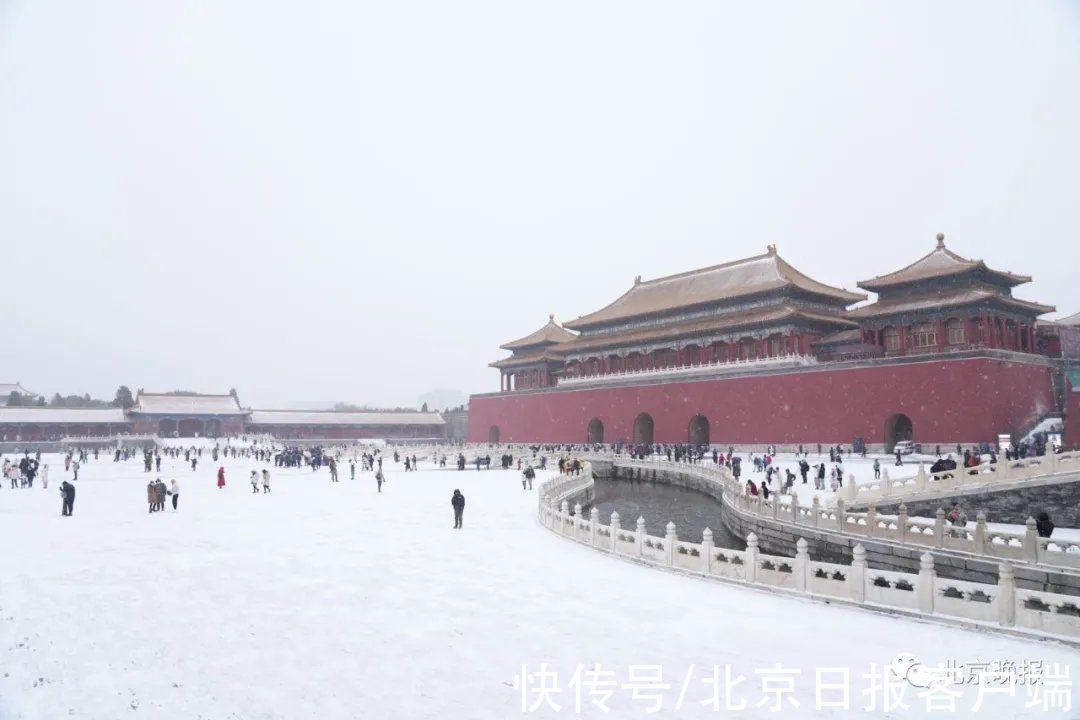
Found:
<box><xmin>2</xmin><ymin>1</ymin><xmax>1078</xmax><ymax>408</ymax></box>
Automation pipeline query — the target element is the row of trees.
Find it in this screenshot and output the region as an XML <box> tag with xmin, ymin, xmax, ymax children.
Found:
<box><xmin>5</xmin><ymin>385</ymin><xmax>138</xmax><ymax>409</ymax></box>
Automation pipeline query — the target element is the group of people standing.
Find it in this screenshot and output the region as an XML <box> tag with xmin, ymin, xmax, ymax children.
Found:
<box><xmin>146</xmin><ymin>478</ymin><xmax>179</xmax><ymax>511</ymax></box>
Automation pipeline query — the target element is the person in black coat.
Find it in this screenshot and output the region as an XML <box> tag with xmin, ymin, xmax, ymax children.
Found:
<box><xmin>451</xmin><ymin>489</ymin><xmax>465</xmax><ymax>529</ymax></box>
<box><xmin>60</xmin><ymin>480</ymin><xmax>76</xmax><ymax>516</ymax></box>
<box><xmin>1036</xmin><ymin>512</ymin><xmax>1055</xmax><ymax>538</ymax></box>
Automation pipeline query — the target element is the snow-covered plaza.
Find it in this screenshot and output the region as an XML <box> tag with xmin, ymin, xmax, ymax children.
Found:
<box><xmin>1</xmin><ymin>447</ymin><xmax>1077</xmax><ymax>719</ymax></box>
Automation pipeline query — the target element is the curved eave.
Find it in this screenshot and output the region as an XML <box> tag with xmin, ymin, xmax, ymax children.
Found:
<box><xmin>859</xmin><ymin>262</ymin><xmax>1031</xmax><ymax>292</ymax></box>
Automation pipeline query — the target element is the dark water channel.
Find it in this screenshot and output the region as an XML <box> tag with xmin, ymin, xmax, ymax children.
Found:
<box><xmin>586</xmin><ymin>476</ymin><xmax>746</xmax><ymax>550</ymax></box>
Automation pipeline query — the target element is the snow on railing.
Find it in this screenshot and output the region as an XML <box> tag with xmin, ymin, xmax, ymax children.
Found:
<box><xmin>841</xmin><ymin>450</ymin><xmax>1080</xmax><ymax>508</ymax></box>
<box><xmin>538</xmin><ymin>459</ymin><xmax>1080</xmax><ymax>641</ymax></box>
<box><xmin>556</xmin><ymin>353</ymin><xmax>817</xmax><ymax>386</ymax></box>
<box><xmin>604</xmin><ymin>455</ymin><xmax>1080</xmax><ymax>573</ymax></box>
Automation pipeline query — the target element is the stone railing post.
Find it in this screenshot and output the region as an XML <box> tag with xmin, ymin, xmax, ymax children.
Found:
<box><xmin>574</xmin><ymin>503</ymin><xmax>583</xmax><ymax>540</ymax></box>
<box><xmin>665</xmin><ymin>522</ymin><xmax>677</xmax><ymax>566</ymax></box>
<box><xmin>1046</xmin><ymin>449</ymin><xmax>1058</xmax><ymax>474</ymax></box>
<box><xmin>560</xmin><ymin>500</ymin><xmax>570</xmax><ymax>535</ymax></box>
<box><xmin>934</xmin><ymin>508</ymin><xmax>946</xmax><ymax>548</ymax></box>
<box><xmin>590</xmin><ymin>507</ymin><xmax>599</xmax><ymax>546</ymax></box>
<box><xmin>771</xmin><ymin>495</ymin><xmax>779</xmax><ymax>520</ymax></box>
<box><xmin>1000</xmin><ymin>457</ymin><xmax>1010</xmax><ymax>480</ymax></box>
<box><xmin>917</xmin><ymin>552</ymin><xmax>936</xmax><ymax>614</ymax></box>
<box><xmin>701</xmin><ymin>528</ymin><xmax>714</xmax><ymax>573</ymax></box>
<box><xmin>997</xmin><ymin>563</ymin><xmax>1016</xmax><ymax>627</ymax></box>
<box><xmin>794</xmin><ymin>538</ymin><xmax>808</xmax><ymax>592</ymax></box>
<box><xmin>845</xmin><ymin>475</ymin><xmax>858</xmax><ymax>502</ymax></box>
<box><xmin>974</xmin><ymin>511</ymin><xmax>987</xmax><ymax>555</ymax></box>
<box><xmin>745</xmin><ymin>533</ymin><xmax>759</xmax><ymax>583</ymax></box>
<box><xmin>790</xmin><ymin>491</ymin><xmax>800</xmax><ymax>524</ymax></box>
<box><xmin>898</xmin><ymin>504</ymin><xmax>909</xmax><ymax>544</ymax></box>
<box><xmin>851</xmin><ymin>544</ymin><xmax>867</xmax><ymax>603</ymax></box>
<box><xmin>810</xmin><ymin>496</ymin><xmax>820</xmax><ymax>528</ymax></box>
<box><xmin>836</xmin><ymin>498</ymin><xmax>846</xmax><ymax>532</ymax></box>
<box><xmin>610</xmin><ymin>511</ymin><xmax>621</xmax><ymax>553</ymax></box>
<box><xmin>916</xmin><ymin>463</ymin><xmax>927</xmax><ymax>492</ymax></box>
<box><xmin>865</xmin><ymin>504</ymin><xmax>877</xmax><ymax>538</ymax></box>
<box><xmin>636</xmin><ymin>516</ymin><xmax>646</xmax><ymax>558</ymax></box>
<box><xmin>882</xmin><ymin>468</ymin><xmax>892</xmax><ymax>497</ymax></box>
<box><xmin>1023</xmin><ymin>517</ymin><xmax>1039</xmax><ymax>562</ymax></box>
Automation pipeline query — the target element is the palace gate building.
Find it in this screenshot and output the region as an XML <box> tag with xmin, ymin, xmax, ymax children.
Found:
<box><xmin>0</xmin><ymin>390</ymin><xmax>446</xmax><ymax>442</ymax></box>
<box><xmin>470</xmin><ymin>236</ymin><xmax>1079</xmax><ymax>449</ymax></box>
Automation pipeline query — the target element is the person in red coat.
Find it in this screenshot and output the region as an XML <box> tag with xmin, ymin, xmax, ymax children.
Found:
<box><xmin>217</xmin><ymin>466</ymin><xmax>226</xmax><ymax>489</ymax></box>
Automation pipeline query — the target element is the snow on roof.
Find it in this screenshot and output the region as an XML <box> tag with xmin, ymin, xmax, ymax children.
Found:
<box><xmin>132</xmin><ymin>393</ymin><xmax>246</xmax><ymax>415</ymax></box>
<box><xmin>554</xmin><ymin>303</ymin><xmax>856</xmax><ymax>355</ymax></box>
<box><xmin>248</xmin><ymin>410</ymin><xmax>445</xmax><ymax>426</ymax></box>
<box><xmin>500</xmin><ymin>316</ymin><xmax>578</xmax><ymax>351</ymax></box>
<box><xmin>1053</xmin><ymin>311</ymin><xmax>1080</xmax><ymax>327</ymax></box>
<box><xmin>845</xmin><ymin>288</ymin><xmax>1054</xmax><ymax>319</ymax></box>
<box><xmin>0</xmin><ymin>383</ymin><xmax>38</xmax><ymax>400</ymax></box>
<box><xmin>564</xmin><ymin>248</ymin><xmax>865</xmax><ymax>330</ymax></box>
<box><xmin>858</xmin><ymin>234</ymin><xmax>1031</xmax><ymax>291</ymax></box>
<box><xmin>0</xmin><ymin>407</ymin><xmax>127</xmax><ymax>424</ymax></box>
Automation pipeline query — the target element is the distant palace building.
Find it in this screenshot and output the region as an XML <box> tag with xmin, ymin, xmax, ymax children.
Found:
<box><xmin>470</xmin><ymin>236</ymin><xmax>1079</xmax><ymax>449</ymax></box>
<box><xmin>0</xmin><ymin>390</ymin><xmax>447</xmax><ymax>442</ymax></box>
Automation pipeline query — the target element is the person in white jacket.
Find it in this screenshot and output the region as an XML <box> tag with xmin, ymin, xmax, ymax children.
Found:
<box><xmin>261</xmin><ymin>469</ymin><xmax>270</xmax><ymax>493</ymax></box>
<box><xmin>41</xmin><ymin>464</ymin><xmax>49</xmax><ymax>489</ymax></box>
<box><xmin>169</xmin><ymin>479</ymin><xmax>180</xmax><ymax>511</ymax></box>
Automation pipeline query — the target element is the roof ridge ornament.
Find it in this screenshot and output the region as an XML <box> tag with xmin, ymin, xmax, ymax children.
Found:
<box><xmin>634</xmin><ymin>275</ymin><xmax>642</xmax><ymax>285</ymax></box>
<box><xmin>936</xmin><ymin>232</ymin><xmax>945</xmax><ymax>249</ymax></box>
<box><xmin>549</xmin><ymin>313</ymin><xmax>555</xmax><ymax>322</ymax></box>
<box><xmin>767</xmin><ymin>244</ymin><xmax>777</xmax><ymax>256</ymax></box>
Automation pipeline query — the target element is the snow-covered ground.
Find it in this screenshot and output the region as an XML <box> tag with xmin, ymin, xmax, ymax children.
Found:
<box><xmin>0</xmin><ymin>451</ymin><xmax>1077</xmax><ymax>719</ymax></box>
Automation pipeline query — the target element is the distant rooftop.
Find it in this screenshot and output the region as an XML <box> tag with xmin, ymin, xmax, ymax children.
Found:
<box><xmin>131</xmin><ymin>392</ymin><xmax>247</xmax><ymax>416</ymax></box>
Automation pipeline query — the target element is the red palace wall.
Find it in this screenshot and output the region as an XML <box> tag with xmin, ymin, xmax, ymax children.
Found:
<box><xmin>468</xmin><ymin>357</ymin><xmax>1057</xmax><ymax>445</ymax></box>
<box><xmin>1066</xmin><ymin>379</ymin><xmax>1080</xmax><ymax>450</ymax></box>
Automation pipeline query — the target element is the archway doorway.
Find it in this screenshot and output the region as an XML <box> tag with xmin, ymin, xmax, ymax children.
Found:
<box><xmin>158</xmin><ymin>418</ymin><xmax>177</xmax><ymax>437</ymax></box>
<box><xmin>884</xmin><ymin>413</ymin><xmax>913</xmax><ymax>452</ymax></box>
<box><xmin>178</xmin><ymin>418</ymin><xmax>205</xmax><ymax>437</ymax></box>
<box><xmin>587</xmin><ymin>418</ymin><xmax>604</xmax><ymax>444</ymax></box>
<box><xmin>633</xmin><ymin>413</ymin><xmax>654</xmax><ymax>445</ymax></box>
<box><xmin>488</xmin><ymin>425</ymin><xmax>500</xmax><ymax>443</ymax></box>
<box><xmin>688</xmin><ymin>415</ymin><xmax>710</xmax><ymax>445</ymax></box>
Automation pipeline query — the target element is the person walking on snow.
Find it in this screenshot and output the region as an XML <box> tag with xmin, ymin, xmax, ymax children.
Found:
<box><xmin>262</xmin><ymin>469</ymin><xmax>270</xmax><ymax>493</ymax></box>
<box><xmin>147</xmin><ymin>481</ymin><xmax>157</xmax><ymax>512</ymax></box>
<box><xmin>522</xmin><ymin>465</ymin><xmax>535</xmax><ymax>490</ymax></box>
<box><xmin>451</xmin><ymin>489</ymin><xmax>465</xmax><ymax>528</ymax></box>
<box><xmin>250</xmin><ymin>470</ymin><xmax>260</xmax><ymax>493</ymax></box>
<box><xmin>169</xmin><ymin>479</ymin><xmax>180</xmax><ymax>511</ymax></box>
<box><xmin>41</xmin><ymin>464</ymin><xmax>48</xmax><ymax>489</ymax></box>
<box><xmin>217</xmin><ymin>467</ymin><xmax>226</xmax><ymax>489</ymax></box>
<box><xmin>376</xmin><ymin>469</ymin><xmax>385</xmax><ymax>492</ymax></box>
<box><xmin>60</xmin><ymin>479</ymin><xmax>75</xmax><ymax>516</ymax></box>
